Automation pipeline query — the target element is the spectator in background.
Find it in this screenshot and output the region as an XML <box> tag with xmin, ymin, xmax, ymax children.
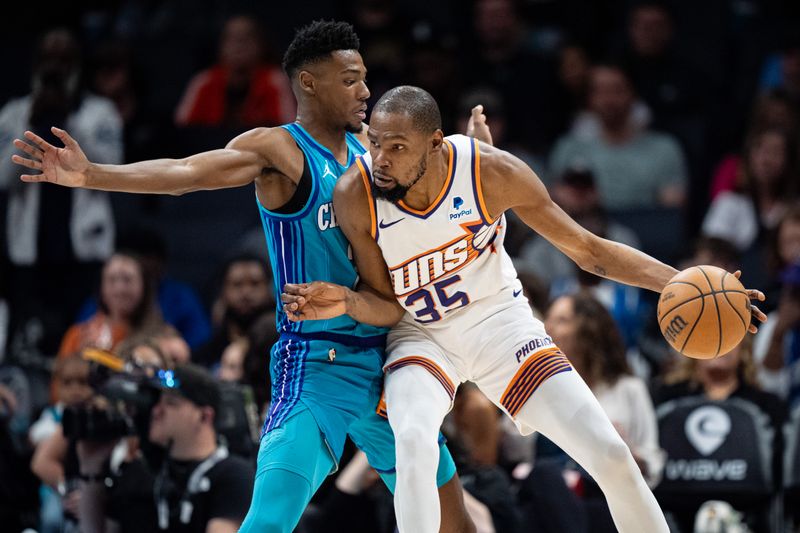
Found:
<box><xmin>77</xmin><ymin>364</ymin><xmax>254</xmax><ymax>533</ymax></box>
<box><xmin>552</xmin><ymin>42</ymin><xmax>591</xmax><ymax>138</ymax></box>
<box><xmin>77</xmin><ymin>228</ymin><xmax>211</xmax><ymax>349</ymax></box>
<box><xmin>619</xmin><ymin>2</ymin><xmax>708</xmax><ymax>132</ymax></box>
<box><xmin>702</xmin><ymin>128</ymin><xmax>797</xmax><ymax>251</ymax></box>
<box><xmin>759</xmin><ymin>39</ymin><xmax>800</xmax><ymax>108</ymax></box>
<box><xmin>29</xmin><ymin>355</ymin><xmax>91</xmax><ymax>533</ymax></box>
<box><xmin>755</xmin><ymin>206</ymin><xmax>800</xmax><ymax>407</ymax></box>
<box><xmin>653</xmin><ymin>336</ymin><xmax>786</xmax><ymax>532</ymax></box>
<box><xmin>194</xmin><ymin>254</ymin><xmax>272</xmax><ymax>369</ymax></box>
<box><xmin>710</xmin><ymin>90</ymin><xmax>799</xmax><ymax>201</ymax></box>
<box><xmin>57</xmin><ymin>252</ymin><xmax>160</xmax><ymax>375</ymax></box>
<box><xmin>175</xmin><ymin>15</ymin><xmax>294</xmax><ymax>129</ymax></box>
<box><xmin>545</xmin><ymin>292</ymin><xmax>664</xmax><ymax>490</ymax></box>
<box><xmin>549</xmin><ymin>64</ymin><xmax>688</xmax><ymax>210</ymax></box>
<box><xmin>465</xmin><ymin>0</ymin><xmax>559</xmax><ymax>153</ymax></box>
<box><xmin>0</xmin><ymin>29</ymin><xmax>122</xmax><ymax>357</ymax></box>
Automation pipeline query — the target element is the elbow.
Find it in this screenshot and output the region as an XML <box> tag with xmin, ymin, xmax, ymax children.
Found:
<box><xmin>574</xmin><ymin>233</ymin><xmax>603</xmax><ymax>273</ymax></box>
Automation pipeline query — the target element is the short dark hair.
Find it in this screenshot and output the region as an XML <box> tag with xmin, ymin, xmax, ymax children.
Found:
<box><xmin>282</xmin><ymin>20</ymin><xmax>360</xmax><ymax>77</ymax></box>
<box><xmin>373</xmin><ymin>86</ymin><xmax>442</xmax><ymax>134</ymax></box>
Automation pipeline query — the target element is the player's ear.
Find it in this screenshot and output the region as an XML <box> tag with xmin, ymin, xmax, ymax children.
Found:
<box><xmin>298</xmin><ymin>70</ymin><xmax>316</xmax><ymax>96</ymax></box>
<box><xmin>430</xmin><ymin>129</ymin><xmax>444</xmax><ymax>152</ymax></box>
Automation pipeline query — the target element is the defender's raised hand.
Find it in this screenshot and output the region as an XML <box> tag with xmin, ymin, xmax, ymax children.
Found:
<box><xmin>282</xmin><ymin>282</ymin><xmax>349</xmax><ymax>322</ymax></box>
<box><xmin>12</xmin><ymin>127</ymin><xmax>90</xmax><ymax>187</ymax></box>
<box><xmin>466</xmin><ymin>104</ymin><xmax>493</xmax><ymax>146</ymax></box>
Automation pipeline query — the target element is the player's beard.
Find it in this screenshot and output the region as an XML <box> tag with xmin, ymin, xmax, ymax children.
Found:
<box><xmin>371</xmin><ymin>154</ymin><xmax>426</xmax><ymax>204</ymax></box>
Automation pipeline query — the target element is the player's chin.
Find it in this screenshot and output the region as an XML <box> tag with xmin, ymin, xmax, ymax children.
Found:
<box><xmin>345</xmin><ymin>120</ymin><xmax>364</xmax><ymax>134</ymax></box>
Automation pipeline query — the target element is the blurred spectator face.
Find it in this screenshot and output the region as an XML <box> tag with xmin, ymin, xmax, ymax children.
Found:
<box><xmin>778</xmin><ymin>215</ymin><xmax>800</xmax><ymax>264</ymax></box>
<box><xmin>220</xmin><ymin>16</ymin><xmax>263</xmax><ymax>72</ymax></box>
<box><xmin>629</xmin><ymin>5</ymin><xmax>672</xmax><ymax>58</ymax></box>
<box><xmin>589</xmin><ymin>66</ymin><xmax>635</xmax><ymax>130</ymax></box>
<box><xmin>748</xmin><ymin>131</ymin><xmax>787</xmax><ymax>186</ymax></box>
<box><xmin>149</xmin><ymin>391</ymin><xmax>203</xmax><ymax>446</ymax></box>
<box><xmin>355</xmin><ymin>0</ymin><xmax>395</xmax><ymax>29</ymax></box>
<box><xmin>57</xmin><ymin>358</ymin><xmax>92</xmax><ymax>407</ymax></box>
<box><xmin>474</xmin><ymin>0</ymin><xmax>519</xmax><ymax>48</ymax></box>
<box><xmin>695</xmin><ymin>347</ymin><xmax>741</xmax><ymax>377</ymax></box>
<box><xmin>544</xmin><ymin>296</ymin><xmax>577</xmax><ymax>356</ymax></box>
<box><xmin>559</xmin><ymin>45</ymin><xmax>590</xmax><ymax>95</ymax></box>
<box><xmin>101</xmin><ymin>254</ymin><xmax>145</xmax><ymax>320</ymax></box>
<box><xmin>33</xmin><ymin>29</ymin><xmax>80</xmax><ymax>107</ymax></box>
<box><xmin>223</xmin><ymin>260</ymin><xmax>270</xmax><ymax>317</ymax></box>
<box><xmin>218</xmin><ymin>340</ymin><xmax>247</xmax><ymax>382</ymax></box>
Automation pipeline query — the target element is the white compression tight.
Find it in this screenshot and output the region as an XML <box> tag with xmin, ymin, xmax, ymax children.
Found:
<box><xmin>385</xmin><ymin>366</ymin><xmax>669</xmax><ymax>533</ymax></box>
<box><xmin>385</xmin><ymin>365</ymin><xmax>452</xmax><ymax>533</ymax></box>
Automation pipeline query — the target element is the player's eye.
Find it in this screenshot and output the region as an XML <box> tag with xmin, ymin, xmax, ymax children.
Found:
<box><xmin>393</xmin><ymin>145</ymin><xmax>405</xmax><ymax>151</ymax></box>
<box><xmin>345</xmin><ymin>80</ymin><xmax>356</xmax><ymax>86</ymax></box>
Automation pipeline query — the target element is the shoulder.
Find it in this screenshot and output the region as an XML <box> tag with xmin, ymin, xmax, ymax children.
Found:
<box><xmin>78</xmin><ymin>94</ymin><xmax>121</xmax><ymax>118</ymax></box>
<box><xmin>615</xmin><ymin>375</ymin><xmax>652</xmax><ymax>398</ymax></box>
<box><xmin>335</xmin><ymin>157</ymin><xmax>369</xmax><ymax>198</ymax></box>
<box><xmin>226</xmin><ymin>126</ymin><xmax>298</xmax><ymax>163</ymax></box>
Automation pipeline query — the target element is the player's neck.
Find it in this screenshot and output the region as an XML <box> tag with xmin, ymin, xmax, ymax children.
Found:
<box><xmin>401</xmin><ymin>145</ymin><xmax>450</xmax><ymax>211</ymax></box>
<box><xmin>295</xmin><ymin>111</ymin><xmax>349</xmax><ymax>165</ymax></box>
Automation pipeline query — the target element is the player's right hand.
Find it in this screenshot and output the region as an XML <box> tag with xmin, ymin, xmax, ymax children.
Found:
<box><xmin>282</xmin><ymin>281</ymin><xmax>349</xmax><ymax>321</ymax></box>
<box><xmin>12</xmin><ymin>127</ymin><xmax>90</xmax><ymax>187</ymax></box>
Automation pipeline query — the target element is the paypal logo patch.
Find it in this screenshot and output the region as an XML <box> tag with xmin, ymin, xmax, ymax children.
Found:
<box><xmin>449</xmin><ymin>196</ymin><xmax>473</xmax><ymax>220</ymax></box>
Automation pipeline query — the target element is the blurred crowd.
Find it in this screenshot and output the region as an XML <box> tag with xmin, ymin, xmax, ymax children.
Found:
<box><xmin>0</xmin><ymin>0</ymin><xmax>799</xmax><ymax>532</ymax></box>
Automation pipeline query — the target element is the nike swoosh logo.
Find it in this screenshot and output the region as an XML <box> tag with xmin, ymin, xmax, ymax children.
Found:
<box><xmin>513</xmin><ymin>289</ymin><xmax>522</xmax><ymax>297</ymax></box>
<box><xmin>379</xmin><ymin>218</ymin><xmax>405</xmax><ymax>229</ymax></box>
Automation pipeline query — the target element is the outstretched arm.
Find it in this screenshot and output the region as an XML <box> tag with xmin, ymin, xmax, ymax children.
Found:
<box><xmin>283</xmin><ymin>166</ymin><xmax>405</xmax><ymax>327</ymax></box>
<box><xmin>478</xmin><ymin>142</ymin><xmax>767</xmax><ymax>331</ymax></box>
<box><xmin>11</xmin><ymin>126</ymin><xmax>280</xmax><ymax>195</ymax></box>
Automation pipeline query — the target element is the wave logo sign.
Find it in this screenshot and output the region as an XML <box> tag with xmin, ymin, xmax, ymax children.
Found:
<box><xmin>685</xmin><ymin>406</ymin><xmax>731</xmax><ymax>456</ymax></box>
<box><xmin>449</xmin><ymin>196</ymin><xmax>473</xmax><ymax>220</ymax></box>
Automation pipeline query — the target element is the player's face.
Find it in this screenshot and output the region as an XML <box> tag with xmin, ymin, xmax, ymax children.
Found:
<box><xmin>310</xmin><ymin>50</ymin><xmax>369</xmax><ymax>133</ymax></box>
<box><xmin>367</xmin><ymin>110</ymin><xmax>438</xmax><ymax>202</ymax></box>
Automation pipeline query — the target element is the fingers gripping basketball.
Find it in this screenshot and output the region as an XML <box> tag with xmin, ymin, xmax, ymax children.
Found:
<box><xmin>657</xmin><ymin>265</ymin><xmax>751</xmax><ymax>359</ymax></box>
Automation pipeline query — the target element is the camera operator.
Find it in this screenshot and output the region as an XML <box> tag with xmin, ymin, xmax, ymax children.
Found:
<box><xmin>77</xmin><ymin>364</ymin><xmax>254</xmax><ymax>533</ymax></box>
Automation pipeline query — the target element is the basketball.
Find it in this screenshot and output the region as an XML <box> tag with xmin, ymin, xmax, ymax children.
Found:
<box><xmin>657</xmin><ymin>265</ymin><xmax>751</xmax><ymax>359</ymax></box>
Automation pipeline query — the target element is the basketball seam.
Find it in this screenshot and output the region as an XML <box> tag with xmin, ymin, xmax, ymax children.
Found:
<box><xmin>698</xmin><ymin>266</ymin><xmax>722</xmax><ymax>357</ymax></box>
<box><xmin>658</xmin><ymin>288</ymin><xmax>747</xmax><ymax>326</ymax></box>
<box><xmin>679</xmin><ymin>292</ymin><xmax>705</xmax><ymax>354</ymax></box>
<box><xmin>720</xmin><ymin>272</ymin><xmax>748</xmax><ymax>330</ymax></box>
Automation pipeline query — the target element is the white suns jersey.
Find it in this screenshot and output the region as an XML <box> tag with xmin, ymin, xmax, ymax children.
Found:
<box><xmin>355</xmin><ymin>134</ymin><xmax>521</xmax><ymax>327</ymax></box>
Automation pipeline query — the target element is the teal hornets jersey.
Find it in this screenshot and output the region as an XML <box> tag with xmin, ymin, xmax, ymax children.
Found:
<box><xmin>257</xmin><ymin>123</ymin><xmax>388</xmax><ymax>340</ymax></box>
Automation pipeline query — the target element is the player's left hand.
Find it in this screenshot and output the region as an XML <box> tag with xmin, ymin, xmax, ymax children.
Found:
<box><xmin>282</xmin><ymin>282</ymin><xmax>348</xmax><ymax>321</ymax></box>
<box><xmin>466</xmin><ymin>105</ymin><xmax>493</xmax><ymax>146</ymax></box>
<box><xmin>733</xmin><ymin>270</ymin><xmax>767</xmax><ymax>333</ymax></box>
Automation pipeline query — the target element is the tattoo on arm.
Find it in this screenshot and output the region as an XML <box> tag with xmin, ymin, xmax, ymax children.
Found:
<box><xmin>594</xmin><ymin>265</ymin><xmax>607</xmax><ymax>276</ymax></box>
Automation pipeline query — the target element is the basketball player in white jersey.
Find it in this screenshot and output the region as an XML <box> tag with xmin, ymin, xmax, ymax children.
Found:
<box><xmin>282</xmin><ymin>86</ymin><xmax>767</xmax><ymax>533</ymax></box>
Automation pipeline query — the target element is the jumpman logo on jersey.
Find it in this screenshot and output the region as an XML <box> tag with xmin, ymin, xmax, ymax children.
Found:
<box><xmin>322</xmin><ymin>162</ymin><xmax>336</xmax><ymax>179</ymax></box>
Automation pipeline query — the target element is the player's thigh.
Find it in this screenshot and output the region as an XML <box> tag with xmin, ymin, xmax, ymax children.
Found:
<box><xmin>471</xmin><ymin>314</ymin><xmax>572</xmax><ymax>433</ymax></box>
<box><xmin>348</xmin><ymin>403</ymin><xmax>458</xmax><ymax>493</ymax></box>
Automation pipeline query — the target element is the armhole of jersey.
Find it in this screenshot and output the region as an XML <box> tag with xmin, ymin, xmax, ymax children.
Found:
<box><xmin>272</xmin><ymin>155</ymin><xmax>312</xmax><ymax>214</ymax></box>
<box><xmin>355</xmin><ymin>157</ymin><xmax>378</xmax><ymax>239</ymax></box>
<box><xmin>471</xmin><ymin>138</ymin><xmax>495</xmax><ymax>225</ymax></box>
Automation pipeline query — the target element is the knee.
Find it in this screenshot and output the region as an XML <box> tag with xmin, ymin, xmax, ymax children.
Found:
<box><xmin>592</xmin><ymin>433</ymin><xmax>637</xmax><ymax>482</ymax></box>
<box><xmin>393</xmin><ymin>422</ymin><xmax>440</xmax><ymax>462</ymax></box>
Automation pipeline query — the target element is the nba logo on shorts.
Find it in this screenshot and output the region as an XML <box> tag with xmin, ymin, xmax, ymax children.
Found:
<box><xmin>449</xmin><ymin>196</ymin><xmax>473</xmax><ymax>220</ymax></box>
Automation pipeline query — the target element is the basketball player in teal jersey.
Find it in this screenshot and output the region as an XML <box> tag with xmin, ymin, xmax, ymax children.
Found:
<box><xmin>11</xmin><ymin>22</ymin><xmax>486</xmax><ymax>532</ymax></box>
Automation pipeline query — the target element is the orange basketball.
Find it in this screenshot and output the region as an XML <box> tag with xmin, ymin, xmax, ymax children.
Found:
<box><xmin>657</xmin><ymin>265</ymin><xmax>751</xmax><ymax>359</ymax></box>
